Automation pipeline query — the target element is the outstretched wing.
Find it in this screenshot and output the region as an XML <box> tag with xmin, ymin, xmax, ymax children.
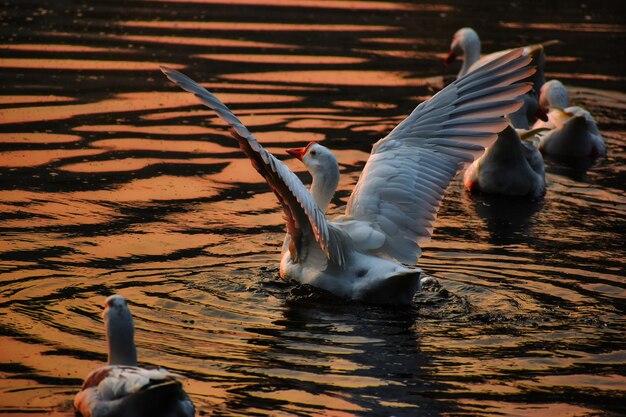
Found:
<box><xmin>161</xmin><ymin>67</ymin><xmax>348</xmax><ymax>266</ymax></box>
<box><xmin>346</xmin><ymin>48</ymin><xmax>534</xmax><ymax>265</ymax></box>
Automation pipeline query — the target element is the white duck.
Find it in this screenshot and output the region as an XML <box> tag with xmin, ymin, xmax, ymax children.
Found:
<box><xmin>463</xmin><ymin>126</ymin><xmax>546</xmax><ymax>198</ymax></box>
<box><xmin>74</xmin><ymin>295</ymin><xmax>195</xmax><ymax>417</ymax></box>
<box><xmin>445</xmin><ymin>27</ymin><xmax>550</xmax><ymax>129</ymax></box>
<box><xmin>533</xmin><ymin>79</ymin><xmax>606</xmax><ymax>157</ymax></box>
<box><xmin>161</xmin><ymin>48</ymin><xmax>534</xmax><ymax>305</ymax></box>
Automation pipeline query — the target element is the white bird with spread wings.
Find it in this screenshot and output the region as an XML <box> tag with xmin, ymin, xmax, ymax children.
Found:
<box><xmin>162</xmin><ymin>48</ymin><xmax>534</xmax><ymax>305</ymax></box>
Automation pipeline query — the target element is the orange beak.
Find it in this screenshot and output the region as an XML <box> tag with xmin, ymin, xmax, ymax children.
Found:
<box><xmin>287</xmin><ymin>142</ymin><xmax>316</xmax><ymax>161</ymax></box>
<box><xmin>444</xmin><ymin>51</ymin><xmax>456</xmax><ymax>65</ymax></box>
<box><xmin>286</xmin><ymin>147</ymin><xmax>307</xmax><ymax>161</ymax></box>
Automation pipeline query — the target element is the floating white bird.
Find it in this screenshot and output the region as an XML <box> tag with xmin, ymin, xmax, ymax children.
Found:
<box><xmin>463</xmin><ymin>126</ymin><xmax>546</xmax><ymax>198</ymax></box>
<box><xmin>161</xmin><ymin>48</ymin><xmax>533</xmax><ymax>305</ymax></box>
<box><xmin>445</xmin><ymin>27</ymin><xmax>551</xmax><ymax>129</ymax></box>
<box><xmin>533</xmin><ymin>79</ymin><xmax>606</xmax><ymax>157</ymax></box>
<box><xmin>74</xmin><ymin>295</ymin><xmax>195</xmax><ymax>417</ymax></box>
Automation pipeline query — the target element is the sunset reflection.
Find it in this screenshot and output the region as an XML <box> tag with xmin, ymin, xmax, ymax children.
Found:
<box><xmin>115</xmin><ymin>35</ymin><xmax>296</xmax><ymax>49</ymax></box>
<box><xmin>221</xmin><ymin>70</ymin><xmax>440</xmax><ymax>86</ymax></box>
<box><xmin>120</xmin><ymin>21</ymin><xmax>397</xmax><ymax>32</ymax></box>
<box><xmin>1</xmin><ymin>1</ymin><xmax>624</xmax><ymax>416</ymax></box>
<box><xmin>195</xmin><ymin>54</ymin><xmax>367</xmax><ymax>65</ymax></box>
<box><xmin>0</xmin><ymin>58</ymin><xmax>181</xmax><ymax>71</ymax></box>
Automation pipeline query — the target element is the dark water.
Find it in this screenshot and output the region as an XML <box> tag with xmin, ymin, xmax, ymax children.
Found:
<box><xmin>1</xmin><ymin>1</ymin><xmax>625</xmax><ymax>416</ymax></box>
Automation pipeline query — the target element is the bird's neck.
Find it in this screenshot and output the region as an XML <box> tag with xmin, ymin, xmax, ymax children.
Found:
<box><xmin>310</xmin><ymin>165</ymin><xmax>339</xmax><ymax>212</ymax></box>
<box><xmin>106</xmin><ymin>314</ymin><xmax>138</xmax><ymax>366</ymax></box>
<box><xmin>460</xmin><ymin>41</ymin><xmax>480</xmax><ymax>77</ymax></box>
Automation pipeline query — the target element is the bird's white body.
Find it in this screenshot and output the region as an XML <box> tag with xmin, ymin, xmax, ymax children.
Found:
<box><xmin>281</xmin><ymin>247</ymin><xmax>421</xmax><ymax>304</ymax></box>
<box><xmin>464</xmin><ymin>126</ymin><xmax>546</xmax><ymax>197</ymax></box>
<box><xmin>74</xmin><ymin>295</ymin><xmax>194</xmax><ymax>417</ymax></box>
<box><xmin>162</xmin><ymin>48</ymin><xmax>534</xmax><ymax>305</ymax></box>
<box><xmin>533</xmin><ymin>80</ymin><xmax>606</xmax><ymax>157</ymax></box>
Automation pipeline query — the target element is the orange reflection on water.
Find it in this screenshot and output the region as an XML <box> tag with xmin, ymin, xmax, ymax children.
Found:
<box><xmin>29</xmin><ymin>175</ymin><xmax>223</xmax><ymax>203</ymax></box>
<box><xmin>206</xmin><ymin>157</ymin><xmax>303</xmax><ymax>185</ymax></box>
<box><xmin>0</xmin><ymin>91</ymin><xmax>301</xmax><ymax>125</ymax></box>
<box><xmin>0</xmin><ymin>44</ymin><xmax>116</xmax><ymax>53</ymax></box>
<box><xmin>140</xmin><ymin>0</ymin><xmax>424</xmax><ymax>11</ymax></box>
<box><xmin>0</xmin><ymin>149</ymin><xmax>105</xmax><ymax>167</ymax></box>
<box><xmin>251</xmin><ymin>389</ymin><xmax>364</xmax><ymax>413</ymax></box>
<box><xmin>546</xmin><ymin>72</ymin><xmax>625</xmax><ymax>82</ymax></box>
<box><xmin>58</xmin><ymin>157</ymin><xmax>221</xmax><ymax>173</ymax></box>
<box><xmin>531</xmin><ymin>374</ymin><xmax>626</xmax><ymax>391</ymax></box>
<box><xmin>0</xmin><ymin>199</ymin><xmax>117</xmax><ymax>229</ymax></box>
<box><xmin>195</xmin><ymin>54</ymin><xmax>367</xmax><ymax>65</ymax></box>
<box><xmin>221</xmin><ymin>70</ymin><xmax>436</xmax><ymax>87</ymax></box>
<box><xmin>121</xmin><ymin>20</ymin><xmax>396</xmax><ymax>32</ymax></box>
<box><xmin>333</xmin><ymin>100</ymin><xmax>397</xmax><ymax>110</ymax></box>
<box><xmin>0</xmin><ymin>58</ymin><xmax>182</xmax><ymax>71</ymax></box>
<box><xmin>458</xmin><ymin>399</ymin><xmax>603</xmax><ymax>417</ymax></box>
<box><xmin>0</xmin><ymin>95</ymin><xmax>75</xmax><ymax>105</ymax></box>
<box><xmin>286</xmin><ymin>114</ymin><xmax>384</xmax><ymax>130</ymax></box>
<box><xmin>68</xmin><ymin>231</ymin><xmax>225</xmax><ymax>262</ymax></box>
<box><xmin>260</xmin><ymin>367</ymin><xmax>392</xmax><ymax>389</ymax></box>
<box><xmin>73</xmin><ymin>124</ymin><xmax>218</xmax><ymax>135</ymax></box>
<box><xmin>116</xmin><ymin>35</ymin><xmax>296</xmax><ymax>49</ymax></box>
<box><xmin>89</xmin><ymin>138</ymin><xmax>232</xmax><ymax>154</ymax></box>
<box><xmin>500</xmin><ymin>22</ymin><xmax>626</xmax><ymax>33</ymax></box>
<box><xmin>360</xmin><ymin>37</ymin><xmax>424</xmax><ymax>44</ymax></box>
<box><xmin>254</xmin><ymin>130</ymin><xmax>326</xmax><ymax>144</ymax></box>
<box><xmin>359</xmin><ymin>49</ymin><xmax>440</xmax><ymax>60</ymax></box>
<box><xmin>0</xmin><ymin>132</ymin><xmax>82</xmax><ymax>144</ymax></box>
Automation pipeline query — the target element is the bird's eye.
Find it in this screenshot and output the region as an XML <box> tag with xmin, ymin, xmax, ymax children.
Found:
<box><xmin>310</xmin><ymin>150</ymin><xmax>316</xmax><ymax>156</ymax></box>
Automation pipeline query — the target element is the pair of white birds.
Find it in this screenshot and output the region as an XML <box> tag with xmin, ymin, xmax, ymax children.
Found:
<box><xmin>448</xmin><ymin>28</ymin><xmax>606</xmax><ymax>198</ymax></box>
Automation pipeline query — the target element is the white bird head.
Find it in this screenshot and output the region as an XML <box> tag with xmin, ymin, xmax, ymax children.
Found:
<box><xmin>287</xmin><ymin>142</ymin><xmax>339</xmax><ymax>211</ymax></box>
<box><xmin>446</xmin><ymin>27</ymin><xmax>480</xmax><ymax>65</ymax></box>
<box><xmin>104</xmin><ymin>294</ymin><xmax>137</xmax><ymax>366</ymax></box>
<box><xmin>287</xmin><ymin>142</ymin><xmax>336</xmax><ymax>174</ymax></box>
<box><xmin>540</xmin><ymin>79</ymin><xmax>569</xmax><ymax>109</ymax></box>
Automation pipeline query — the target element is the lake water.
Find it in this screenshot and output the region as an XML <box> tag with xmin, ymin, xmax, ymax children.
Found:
<box><xmin>1</xmin><ymin>1</ymin><xmax>625</xmax><ymax>416</ymax></box>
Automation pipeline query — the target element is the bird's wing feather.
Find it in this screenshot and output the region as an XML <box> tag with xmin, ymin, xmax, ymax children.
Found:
<box><xmin>75</xmin><ymin>366</ymin><xmax>192</xmax><ymax>417</ymax></box>
<box><xmin>161</xmin><ymin>67</ymin><xmax>348</xmax><ymax>266</ymax></box>
<box><xmin>347</xmin><ymin>48</ymin><xmax>534</xmax><ymax>265</ymax></box>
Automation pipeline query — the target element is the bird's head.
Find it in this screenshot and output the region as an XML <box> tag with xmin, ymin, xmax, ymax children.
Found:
<box><xmin>445</xmin><ymin>27</ymin><xmax>479</xmax><ymax>65</ymax></box>
<box><xmin>287</xmin><ymin>142</ymin><xmax>337</xmax><ymax>176</ymax></box>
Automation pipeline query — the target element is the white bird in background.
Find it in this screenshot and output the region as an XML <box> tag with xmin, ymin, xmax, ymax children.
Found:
<box><xmin>162</xmin><ymin>48</ymin><xmax>533</xmax><ymax>305</ymax></box>
<box><xmin>463</xmin><ymin>126</ymin><xmax>546</xmax><ymax>198</ymax></box>
<box><xmin>445</xmin><ymin>27</ymin><xmax>553</xmax><ymax>129</ymax></box>
<box><xmin>445</xmin><ymin>27</ymin><xmax>551</xmax><ymax>89</ymax></box>
<box><xmin>533</xmin><ymin>79</ymin><xmax>606</xmax><ymax>157</ymax></box>
<box><xmin>74</xmin><ymin>295</ymin><xmax>195</xmax><ymax>417</ymax></box>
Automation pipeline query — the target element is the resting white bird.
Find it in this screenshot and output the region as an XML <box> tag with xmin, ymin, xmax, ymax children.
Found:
<box><xmin>463</xmin><ymin>126</ymin><xmax>546</xmax><ymax>198</ymax></box>
<box><xmin>533</xmin><ymin>79</ymin><xmax>606</xmax><ymax>157</ymax></box>
<box><xmin>74</xmin><ymin>295</ymin><xmax>195</xmax><ymax>417</ymax></box>
<box><xmin>445</xmin><ymin>27</ymin><xmax>550</xmax><ymax>129</ymax></box>
<box><xmin>161</xmin><ymin>48</ymin><xmax>533</xmax><ymax>305</ymax></box>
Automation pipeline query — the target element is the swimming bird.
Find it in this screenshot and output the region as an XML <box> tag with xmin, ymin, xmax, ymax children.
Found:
<box><xmin>74</xmin><ymin>295</ymin><xmax>195</xmax><ymax>417</ymax></box>
<box><xmin>445</xmin><ymin>27</ymin><xmax>551</xmax><ymax>88</ymax></box>
<box><xmin>463</xmin><ymin>126</ymin><xmax>546</xmax><ymax>198</ymax></box>
<box><xmin>445</xmin><ymin>27</ymin><xmax>550</xmax><ymax>129</ymax></box>
<box><xmin>161</xmin><ymin>48</ymin><xmax>534</xmax><ymax>305</ymax></box>
<box><xmin>533</xmin><ymin>79</ymin><xmax>606</xmax><ymax>157</ymax></box>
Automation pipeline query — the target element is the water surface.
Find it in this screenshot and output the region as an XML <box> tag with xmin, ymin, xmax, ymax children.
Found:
<box><xmin>1</xmin><ymin>1</ymin><xmax>625</xmax><ymax>416</ymax></box>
